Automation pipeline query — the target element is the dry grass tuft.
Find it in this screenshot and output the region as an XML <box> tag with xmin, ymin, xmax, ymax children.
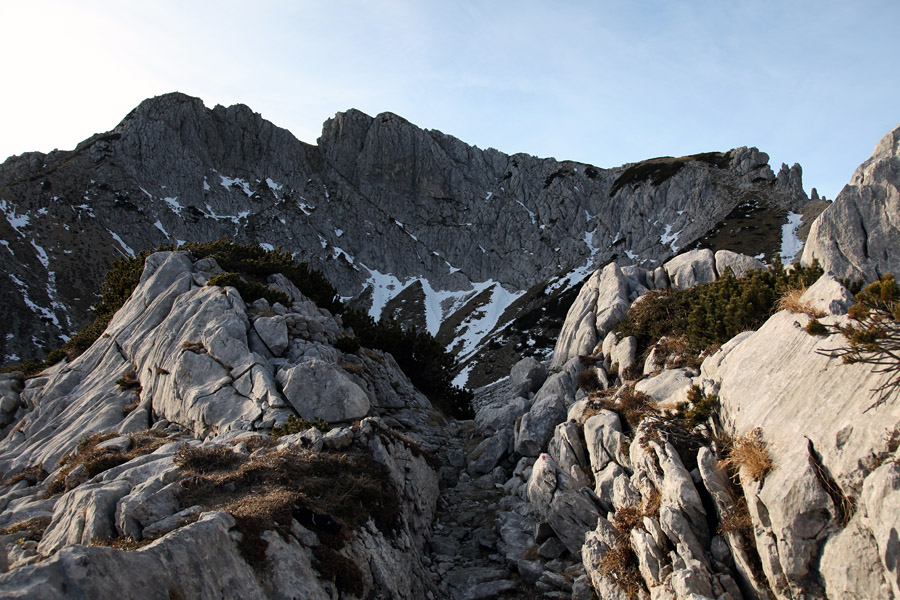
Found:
<box><xmin>176</xmin><ymin>447</ymin><xmax>401</xmax><ymax>569</ymax></box>
<box><xmin>174</xmin><ymin>444</ymin><xmax>241</xmax><ymax>474</ymax></box>
<box><xmin>596</xmin><ymin>385</ymin><xmax>657</xmax><ymax>430</ymax></box>
<box><xmin>3</xmin><ymin>464</ymin><xmax>48</xmax><ymax>487</ymax></box>
<box><xmin>115</xmin><ymin>369</ymin><xmax>141</xmax><ymax>391</ymax></box>
<box><xmin>577</xmin><ymin>368</ymin><xmax>602</xmax><ymax>392</ymax></box>
<box><xmin>777</xmin><ymin>286</ymin><xmax>826</xmax><ymax>317</ymax></box>
<box><xmin>0</xmin><ymin>516</ymin><xmax>52</xmax><ymax>542</ymax></box>
<box><xmin>718</xmin><ymin>496</ymin><xmax>754</xmax><ymax>538</ymax></box>
<box><xmin>91</xmin><ymin>535</ymin><xmax>154</xmax><ymax>551</ymax></box>
<box><xmin>723</xmin><ymin>428</ymin><xmax>774</xmax><ymax>483</ymax></box>
<box><xmin>46</xmin><ymin>432</ymin><xmax>168</xmax><ymax>496</ymax></box>
<box><xmin>599</xmin><ymin>490</ymin><xmax>661</xmax><ymax>600</ymax></box>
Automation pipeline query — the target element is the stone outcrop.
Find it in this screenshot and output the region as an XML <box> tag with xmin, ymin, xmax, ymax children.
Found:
<box><xmin>803</xmin><ymin>122</ymin><xmax>900</xmax><ymax>281</ymax></box>
<box><xmin>0</xmin><ymin>252</ymin><xmax>443</xmax><ymax>599</ymax></box>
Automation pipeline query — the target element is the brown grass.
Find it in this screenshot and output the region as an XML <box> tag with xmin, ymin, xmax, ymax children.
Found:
<box><xmin>599</xmin><ymin>491</ymin><xmax>661</xmax><ymax>600</ymax></box>
<box><xmin>718</xmin><ymin>496</ymin><xmax>754</xmax><ymax>538</ymax></box>
<box><xmin>722</xmin><ymin>428</ymin><xmax>774</xmax><ymax>483</ymax></box>
<box><xmin>338</xmin><ymin>360</ymin><xmax>366</xmax><ymax>375</ymax></box>
<box><xmin>0</xmin><ymin>516</ymin><xmax>52</xmax><ymax>541</ymax></box>
<box><xmin>46</xmin><ymin>432</ymin><xmax>168</xmax><ymax>496</ymax></box>
<box><xmin>181</xmin><ymin>341</ymin><xmax>206</xmax><ymax>354</ymax></box>
<box><xmin>173</xmin><ymin>444</ymin><xmax>241</xmax><ymax>474</ymax></box>
<box><xmin>777</xmin><ymin>287</ymin><xmax>826</xmax><ymax>318</ymax></box>
<box><xmin>596</xmin><ymin>386</ymin><xmax>657</xmax><ymax>430</ymax></box>
<box><xmin>176</xmin><ymin>447</ymin><xmax>401</xmax><ymax>568</ymax></box>
<box><xmin>3</xmin><ymin>464</ymin><xmax>48</xmax><ymax>487</ymax></box>
<box><xmin>115</xmin><ymin>369</ymin><xmax>141</xmax><ymax>391</ymax></box>
<box><xmin>577</xmin><ymin>369</ymin><xmax>602</xmax><ymax>392</ymax></box>
<box><xmin>91</xmin><ymin>535</ymin><xmax>155</xmax><ymax>551</ymax></box>
<box><xmin>313</xmin><ymin>545</ymin><xmax>366</xmax><ymax>597</ymax></box>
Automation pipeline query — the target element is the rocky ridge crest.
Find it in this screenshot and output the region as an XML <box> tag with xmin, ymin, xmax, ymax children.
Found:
<box><xmin>1</xmin><ymin>93</ymin><xmax>812</xmax><ymax>378</ymax></box>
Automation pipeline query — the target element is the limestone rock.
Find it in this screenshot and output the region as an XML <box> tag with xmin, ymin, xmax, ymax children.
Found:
<box><xmin>253</xmin><ymin>315</ymin><xmax>289</xmax><ymax>356</ymax></box>
<box><xmin>715</xmin><ymin>249</ymin><xmax>764</xmax><ymax>279</ymax></box>
<box><xmin>799</xmin><ymin>273</ymin><xmax>856</xmax><ymax>316</ymax></box>
<box><xmin>802</xmin><ymin>122</ymin><xmax>900</xmax><ymax>281</ymax></box>
<box><xmin>38</xmin><ymin>480</ymin><xmax>133</xmax><ymax>555</ymax></box>
<box><xmin>664</xmin><ymin>249</ymin><xmax>717</xmax><ymax>290</ymax></box>
<box><xmin>510</xmin><ymin>357</ymin><xmax>548</xmax><ymax>394</ymax></box>
<box><xmin>551</xmin><ymin>263</ymin><xmax>630</xmax><ymax>369</ymax></box>
<box><xmin>278</xmin><ymin>359</ymin><xmax>370</xmax><ymax>422</ymax></box>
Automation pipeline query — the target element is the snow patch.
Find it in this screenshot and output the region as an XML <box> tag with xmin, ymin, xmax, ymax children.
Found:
<box><xmin>546</xmin><ymin>227</ymin><xmax>601</xmax><ymax>295</ymax></box>
<box><xmin>31</xmin><ymin>241</ymin><xmax>49</xmax><ymax>268</ymax></box>
<box><xmin>335</xmin><ymin>229</ymin><xmax>344</xmax><ymax>238</ymax></box>
<box><xmin>1</xmin><ymin>199</ymin><xmax>29</xmax><ymax>236</ymax></box>
<box><xmin>8</xmin><ymin>272</ymin><xmax>60</xmax><ymax>328</ymax></box>
<box><xmin>516</xmin><ymin>200</ymin><xmax>536</xmax><ymax>224</ymax></box>
<box><xmin>108</xmin><ymin>230</ymin><xmax>135</xmax><ymax>257</ymax></box>
<box><xmin>219</xmin><ymin>175</ymin><xmax>253</xmax><ymax>197</ymax></box>
<box><xmin>0</xmin><ymin>240</ymin><xmax>12</xmax><ymax>255</ymax></box>
<box><xmin>780</xmin><ymin>212</ymin><xmax>804</xmax><ymax>262</ymax></box>
<box><xmin>259</xmin><ymin>243</ymin><xmax>275</xmax><ymax>252</ymax></box>
<box><xmin>154</xmin><ymin>220</ymin><xmax>171</xmax><ymax>238</ymax></box>
<box><xmin>660</xmin><ymin>224</ymin><xmax>680</xmax><ymax>252</ymax></box>
<box><xmin>265</xmin><ymin>178</ymin><xmax>283</xmax><ymax>191</ymax></box>
<box><xmin>163</xmin><ymin>197</ymin><xmax>183</xmax><ymax>215</ymax></box>
<box><xmin>452</xmin><ymin>363</ymin><xmax>473</xmax><ymax>388</ymax></box>
<box><xmin>453</xmin><ymin>282</ymin><xmax>525</xmax><ymax>361</ymax></box>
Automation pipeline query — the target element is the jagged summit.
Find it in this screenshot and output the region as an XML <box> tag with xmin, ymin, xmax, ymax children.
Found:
<box><xmin>1</xmin><ymin>92</ymin><xmax>814</xmax><ymax>381</ymax></box>
<box><xmin>802</xmin><ymin>121</ymin><xmax>900</xmax><ymax>281</ymax></box>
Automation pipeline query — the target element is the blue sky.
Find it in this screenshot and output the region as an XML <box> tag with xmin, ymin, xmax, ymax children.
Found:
<box><xmin>1</xmin><ymin>1</ymin><xmax>898</xmax><ymax>200</ymax></box>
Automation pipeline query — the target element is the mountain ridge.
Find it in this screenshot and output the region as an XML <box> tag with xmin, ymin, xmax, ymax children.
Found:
<box><xmin>1</xmin><ymin>92</ymin><xmax>813</xmax><ymax>382</ymax></box>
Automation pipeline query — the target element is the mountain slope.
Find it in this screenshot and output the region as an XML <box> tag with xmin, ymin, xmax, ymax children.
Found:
<box><xmin>1</xmin><ymin>92</ymin><xmax>812</xmax><ymax>375</ymax></box>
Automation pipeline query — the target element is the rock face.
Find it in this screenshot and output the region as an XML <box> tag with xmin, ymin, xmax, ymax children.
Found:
<box><xmin>1</xmin><ymin>93</ymin><xmax>809</xmax><ymax>368</ymax></box>
<box><xmin>0</xmin><ymin>252</ymin><xmax>443</xmax><ymax>599</ymax></box>
<box><xmin>802</xmin><ymin>122</ymin><xmax>900</xmax><ymax>281</ymax></box>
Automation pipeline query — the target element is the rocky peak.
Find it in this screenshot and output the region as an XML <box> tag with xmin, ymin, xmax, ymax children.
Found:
<box><xmin>0</xmin><ymin>93</ymin><xmax>814</xmax><ymax>374</ymax></box>
<box><xmin>802</xmin><ymin>121</ymin><xmax>900</xmax><ymax>280</ymax></box>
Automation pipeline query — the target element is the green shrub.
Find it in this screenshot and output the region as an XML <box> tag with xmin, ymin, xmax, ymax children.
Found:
<box><xmin>207</xmin><ymin>272</ymin><xmax>291</xmax><ymax>307</ymax></box>
<box><xmin>811</xmin><ymin>274</ymin><xmax>900</xmax><ymax>408</ymax></box>
<box><xmin>333</xmin><ymin>336</ymin><xmax>361</xmax><ymax>354</ymax></box>
<box><xmin>805</xmin><ymin>319</ymin><xmax>828</xmax><ymax>336</ymax></box>
<box><xmin>668</xmin><ymin>385</ymin><xmax>718</xmax><ymax>427</ymax></box>
<box><xmin>617</xmin><ymin>259</ymin><xmax>824</xmax><ymax>361</ymax></box>
<box><xmin>272</xmin><ymin>415</ymin><xmax>330</xmax><ymax>437</ymax></box>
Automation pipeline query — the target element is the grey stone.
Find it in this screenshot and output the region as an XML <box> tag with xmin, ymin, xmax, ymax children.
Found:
<box><xmin>278</xmin><ymin>359</ymin><xmax>370</xmax><ymax>422</ymax></box>
<box><xmin>322</xmin><ymin>426</ymin><xmax>354</xmax><ymax>450</ymax></box>
<box><xmin>715</xmin><ymin>249</ymin><xmax>764</xmax><ymax>279</ymax></box>
<box><xmin>664</xmin><ymin>248</ymin><xmax>717</xmax><ymax>289</ymax></box>
<box><xmin>803</xmin><ymin>123</ymin><xmax>900</xmax><ymax>281</ymax></box>
<box><xmin>142</xmin><ymin>504</ymin><xmax>203</xmax><ymax>538</ymax></box>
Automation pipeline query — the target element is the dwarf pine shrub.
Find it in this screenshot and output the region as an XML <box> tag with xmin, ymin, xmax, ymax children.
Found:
<box><xmin>617</xmin><ymin>258</ymin><xmax>824</xmax><ymax>362</ymax></box>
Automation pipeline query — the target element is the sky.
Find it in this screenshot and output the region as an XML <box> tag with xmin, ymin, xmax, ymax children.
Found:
<box><xmin>1</xmin><ymin>1</ymin><xmax>898</xmax><ymax>200</ymax></box>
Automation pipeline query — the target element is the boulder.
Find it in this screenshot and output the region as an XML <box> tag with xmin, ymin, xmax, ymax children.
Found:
<box><xmin>715</xmin><ymin>250</ymin><xmax>764</xmax><ymax>279</ymax></box>
<box><xmin>552</xmin><ymin>263</ymin><xmax>631</xmax><ymax>369</ymax></box>
<box><xmin>253</xmin><ymin>315</ymin><xmax>289</xmax><ymax>356</ymax></box>
<box><xmin>799</xmin><ymin>274</ymin><xmax>856</xmax><ymax>316</ymax></box>
<box><xmin>278</xmin><ymin>359</ymin><xmax>370</xmax><ymax>422</ymax></box>
<box><xmin>664</xmin><ymin>249</ymin><xmax>717</xmax><ymax>290</ymax></box>
<box><xmin>510</xmin><ymin>357</ymin><xmax>548</xmax><ymax>394</ymax></box>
